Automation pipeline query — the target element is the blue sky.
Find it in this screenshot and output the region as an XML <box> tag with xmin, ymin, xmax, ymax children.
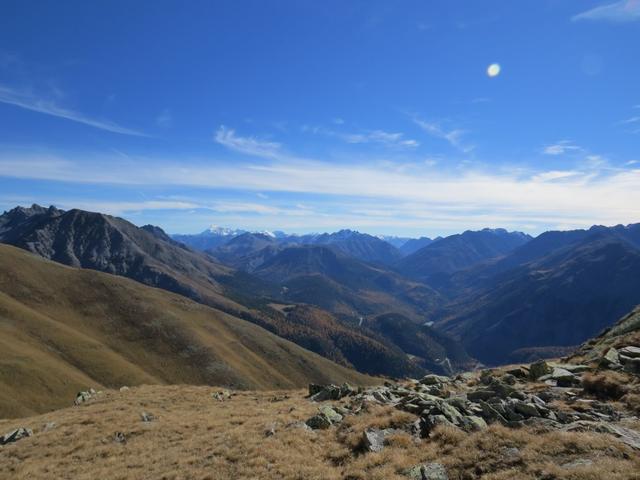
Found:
<box><xmin>0</xmin><ymin>0</ymin><xmax>639</xmax><ymax>237</ymax></box>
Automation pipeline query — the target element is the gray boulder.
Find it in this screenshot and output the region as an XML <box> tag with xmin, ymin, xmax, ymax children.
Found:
<box><xmin>140</xmin><ymin>412</ymin><xmax>155</xmax><ymax>422</ymax></box>
<box><xmin>305</xmin><ymin>414</ymin><xmax>332</xmax><ymax>430</ymax></box>
<box><xmin>405</xmin><ymin>462</ymin><xmax>449</xmax><ymax>480</ymax></box>
<box><xmin>0</xmin><ymin>428</ymin><xmax>33</xmax><ymax>445</ymax></box>
<box><xmin>74</xmin><ymin>388</ymin><xmax>97</xmax><ymax>405</ymax></box>
<box><xmin>318</xmin><ymin>405</ymin><xmax>343</xmax><ymax>424</ymax></box>
<box><xmin>420</xmin><ymin>374</ymin><xmax>450</xmax><ymax>386</ymax></box>
<box><xmin>362</xmin><ymin>428</ymin><xmax>400</xmax><ymax>453</ymax></box>
<box><xmin>619</xmin><ymin>346</ymin><xmax>640</xmax><ymax>358</ymax></box>
<box><xmin>530</xmin><ymin>360</ymin><xmax>552</xmax><ymax>380</ymax></box>
<box><xmin>601</xmin><ymin>348</ymin><xmax>621</xmax><ymax>368</ymax></box>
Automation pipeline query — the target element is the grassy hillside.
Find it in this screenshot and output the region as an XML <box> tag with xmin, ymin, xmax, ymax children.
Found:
<box><xmin>0</xmin><ymin>244</ymin><xmax>375</xmax><ymax>417</ymax></box>
<box><xmin>1</xmin><ymin>378</ymin><xmax>638</xmax><ymax>479</ymax></box>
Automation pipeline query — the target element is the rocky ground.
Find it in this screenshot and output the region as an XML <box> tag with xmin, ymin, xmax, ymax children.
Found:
<box><xmin>1</xmin><ymin>326</ymin><xmax>639</xmax><ymax>479</ymax></box>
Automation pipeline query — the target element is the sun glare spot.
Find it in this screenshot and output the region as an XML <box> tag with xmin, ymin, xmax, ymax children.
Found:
<box><xmin>487</xmin><ymin>63</ymin><xmax>501</xmax><ymax>77</ymax></box>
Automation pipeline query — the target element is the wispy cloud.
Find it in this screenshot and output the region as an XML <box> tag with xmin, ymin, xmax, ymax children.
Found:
<box><xmin>0</xmin><ymin>84</ymin><xmax>147</xmax><ymax>136</ymax></box>
<box><xmin>338</xmin><ymin>129</ymin><xmax>419</xmax><ymax>148</ymax></box>
<box><xmin>2</xmin><ymin>150</ymin><xmax>640</xmax><ymax>232</ymax></box>
<box><xmin>156</xmin><ymin>109</ymin><xmax>172</xmax><ymax>128</ymax></box>
<box><xmin>619</xmin><ymin>116</ymin><xmax>640</xmax><ymax>125</ymax></box>
<box><xmin>572</xmin><ymin>0</ymin><xmax>640</xmax><ymax>23</ymax></box>
<box><xmin>412</xmin><ymin>117</ymin><xmax>474</xmax><ymax>153</ymax></box>
<box><xmin>303</xmin><ymin>124</ymin><xmax>419</xmax><ymax>149</ymax></box>
<box><xmin>214</xmin><ymin>125</ymin><xmax>282</xmax><ymax>159</ymax></box>
<box><xmin>531</xmin><ymin>170</ymin><xmax>582</xmax><ymax>182</ymax></box>
<box><xmin>542</xmin><ymin>140</ymin><xmax>583</xmax><ymax>156</ymax></box>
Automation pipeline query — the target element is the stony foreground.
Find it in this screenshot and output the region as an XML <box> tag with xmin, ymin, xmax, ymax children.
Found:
<box><xmin>1</xmin><ymin>352</ymin><xmax>639</xmax><ymax>480</ymax></box>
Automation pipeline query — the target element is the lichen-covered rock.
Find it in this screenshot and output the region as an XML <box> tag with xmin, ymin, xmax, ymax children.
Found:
<box><xmin>420</xmin><ymin>374</ymin><xmax>450</xmax><ymax>386</ymax></box>
<box><xmin>530</xmin><ymin>360</ymin><xmax>552</xmax><ymax>380</ymax></box>
<box><xmin>601</xmin><ymin>348</ymin><xmax>621</xmax><ymax>368</ymax></box>
<box><xmin>305</xmin><ymin>414</ymin><xmax>332</xmax><ymax>430</ymax></box>
<box><xmin>318</xmin><ymin>405</ymin><xmax>343</xmax><ymax>424</ymax></box>
<box><xmin>362</xmin><ymin>428</ymin><xmax>400</xmax><ymax>452</ymax></box>
<box><xmin>405</xmin><ymin>462</ymin><xmax>449</xmax><ymax>480</ymax></box>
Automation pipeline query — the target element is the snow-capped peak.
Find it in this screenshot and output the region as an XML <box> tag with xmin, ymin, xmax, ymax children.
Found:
<box><xmin>205</xmin><ymin>225</ymin><xmax>247</xmax><ymax>237</ymax></box>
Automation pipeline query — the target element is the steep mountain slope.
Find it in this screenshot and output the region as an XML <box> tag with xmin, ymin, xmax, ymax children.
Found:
<box><xmin>437</xmin><ymin>235</ymin><xmax>640</xmax><ymax>365</ymax></box>
<box><xmin>399</xmin><ymin>236</ymin><xmax>435</xmax><ymax>256</ymax></box>
<box><xmin>397</xmin><ymin>228</ymin><xmax>531</xmax><ymax>286</ymax></box>
<box><xmin>0</xmin><ymin>244</ymin><xmax>375</xmax><ymax>417</ymax></box>
<box><xmin>301</xmin><ymin>229</ymin><xmax>402</xmax><ymax>265</ymax></box>
<box><xmin>209</xmin><ymin>232</ymin><xmax>281</xmax><ymax>268</ymax></box>
<box><xmin>0</xmin><ymin>204</ymin><xmax>244</xmax><ymax>314</ymax></box>
<box><xmin>377</xmin><ymin>235</ymin><xmax>412</xmax><ymax>249</ymax></box>
<box><xmin>252</xmin><ymin>245</ymin><xmax>443</xmax><ymax>321</ymax></box>
<box><xmin>262</xmin><ymin>305</ymin><xmax>426</xmax><ymax>377</ymax></box>
<box><xmin>446</xmin><ymin>224</ymin><xmax>640</xmax><ymax>295</ymax></box>
<box><xmin>571</xmin><ymin>304</ymin><xmax>640</xmax><ymax>364</ymax></box>
<box><xmin>365</xmin><ymin>313</ymin><xmax>475</xmax><ymax>374</ymax></box>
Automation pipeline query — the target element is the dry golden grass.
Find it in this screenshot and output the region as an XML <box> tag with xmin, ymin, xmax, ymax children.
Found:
<box><xmin>0</xmin><ymin>244</ymin><xmax>375</xmax><ymax>417</ymax></box>
<box><xmin>582</xmin><ymin>371</ymin><xmax>630</xmax><ymax>400</ymax></box>
<box><xmin>1</xmin><ymin>385</ymin><xmax>639</xmax><ymax>480</ymax></box>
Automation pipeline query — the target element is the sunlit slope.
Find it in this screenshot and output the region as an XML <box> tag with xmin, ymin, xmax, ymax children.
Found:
<box><xmin>0</xmin><ymin>244</ymin><xmax>375</xmax><ymax>417</ymax></box>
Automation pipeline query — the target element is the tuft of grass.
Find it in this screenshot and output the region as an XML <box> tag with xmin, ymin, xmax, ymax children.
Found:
<box><xmin>582</xmin><ymin>372</ymin><xmax>629</xmax><ymax>400</ymax></box>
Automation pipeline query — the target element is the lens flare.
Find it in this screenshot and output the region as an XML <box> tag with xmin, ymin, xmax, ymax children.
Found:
<box><xmin>487</xmin><ymin>63</ymin><xmax>501</xmax><ymax>77</ymax></box>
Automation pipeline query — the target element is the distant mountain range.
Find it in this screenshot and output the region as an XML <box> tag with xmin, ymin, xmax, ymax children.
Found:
<box><xmin>0</xmin><ymin>205</ymin><xmax>471</xmax><ymax>377</ymax></box>
<box><xmin>396</xmin><ymin>228</ymin><xmax>533</xmax><ymax>287</ymax></box>
<box><xmin>434</xmin><ymin>224</ymin><xmax>640</xmax><ymax>365</ymax></box>
<box><xmin>175</xmin><ymin>227</ymin><xmax>407</xmax><ymax>264</ymax></box>
<box><xmin>2</xmin><ymin>203</ymin><xmax>640</xmax><ymax>377</ymax></box>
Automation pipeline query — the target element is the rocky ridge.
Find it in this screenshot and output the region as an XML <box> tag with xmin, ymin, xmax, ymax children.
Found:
<box><xmin>301</xmin><ymin>344</ymin><xmax>640</xmax><ymax>478</ymax></box>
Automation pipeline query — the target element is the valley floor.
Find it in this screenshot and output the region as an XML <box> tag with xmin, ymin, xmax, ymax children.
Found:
<box><xmin>1</xmin><ymin>381</ymin><xmax>639</xmax><ymax>480</ymax></box>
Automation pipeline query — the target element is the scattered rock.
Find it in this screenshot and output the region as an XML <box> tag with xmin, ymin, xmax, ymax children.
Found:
<box><xmin>562</xmin><ymin>458</ymin><xmax>593</xmax><ymax>469</ymax></box>
<box><xmin>420</xmin><ymin>374</ymin><xmax>450</xmax><ymax>385</ymax></box>
<box><xmin>501</xmin><ymin>447</ymin><xmax>521</xmax><ymax>461</ymax></box>
<box><xmin>618</xmin><ymin>346</ymin><xmax>640</xmax><ymax>358</ymax></box>
<box><xmin>506</xmin><ymin>366</ymin><xmax>529</xmax><ymax>378</ymax></box>
<box><xmin>42</xmin><ymin>422</ymin><xmax>56</xmax><ymax>432</ymax></box>
<box><xmin>461</xmin><ymin>415</ymin><xmax>487</xmax><ymax>431</ymax></box>
<box><xmin>601</xmin><ymin>348</ymin><xmax>621</xmax><ymax>368</ymax></box>
<box><xmin>620</xmin><ymin>355</ymin><xmax>640</xmax><ymax>374</ymax></box>
<box><xmin>540</xmin><ymin>368</ymin><xmax>580</xmax><ymax>387</ymax></box>
<box><xmin>362</xmin><ymin>428</ymin><xmax>400</xmax><ymax>453</ymax></box>
<box><xmin>0</xmin><ymin>428</ymin><xmax>33</xmax><ymax>445</ymax></box>
<box><xmin>212</xmin><ymin>389</ymin><xmax>232</xmax><ymax>401</ymax></box>
<box><xmin>530</xmin><ymin>360</ymin><xmax>552</xmax><ymax>380</ymax></box>
<box><xmin>74</xmin><ymin>388</ymin><xmax>97</xmax><ymax>405</ymax></box>
<box><xmin>140</xmin><ymin>412</ymin><xmax>155</xmax><ymax>422</ymax></box>
<box><xmin>119</xmin><ymin>386</ymin><xmax>130</xmax><ymax>392</ymax></box>
<box><xmin>563</xmin><ymin>421</ymin><xmax>640</xmax><ymax>450</ymax></box>
<box><xmin>405</xmin><ymin>462</ymin><xmax>449</xmax><ymax>480</ymax></box>
<box><xmin>318</xmin><ymin>405</ymin><xmax>343</xmax><ymax>424</ymax></box>
<box><xmin>305</xmin><ymin>413</ymin><xmax>331</xmax><ymax>430</ymax></box>
<box><xmin>264</xmin><ymin>422</ymin><xmax>277</xmax><ymax>437</ymax></box>
<box><xmin>308</xmin><ymin>383</ymin><xmax>356</xmax><ymax>402</ymax></box>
